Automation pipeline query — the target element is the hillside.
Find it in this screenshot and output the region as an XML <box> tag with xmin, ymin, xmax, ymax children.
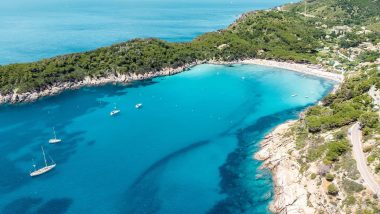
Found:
<box><xmin>2</xmin><ymin>1</ymin><xmax>379</xmax><ymax>100</ymax></box>
<box><xmin>0</xmin><ymin>2</ymin><xmax>328</xmax><ymax>97</ymax></box>
<box><xmin>2</xmin><ymin>0</ymin><xmax>379</xmax><ymax>100</ymax></box>
<box><xmin>287</xmin><ymin>0</ymin><xmax>379</xmax><ymax>24</ymax></box>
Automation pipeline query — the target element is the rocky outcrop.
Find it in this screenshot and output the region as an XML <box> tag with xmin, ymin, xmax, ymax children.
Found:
<box><xmin>255</xmin><ymin>121</ymin><xmax>315</xmax><ymax>214</ymax></box>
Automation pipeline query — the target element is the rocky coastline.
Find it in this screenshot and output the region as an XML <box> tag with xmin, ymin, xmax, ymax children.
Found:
<box><xmin>0</xmin><ymin>59</ymin><xmax>342</xmax><ymax>105</ymax></box>
<box><xmin>0</xmin><ymin>61</ymin><xmax>203</xmax><ymax>104</ymax></box>
<box><xmin>255</xmin><ymin>121</ymin><xmax>315</xmax><ymax>214</ymax></box>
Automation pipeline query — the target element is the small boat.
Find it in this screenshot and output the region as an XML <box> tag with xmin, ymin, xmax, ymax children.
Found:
<box><xmin>110</xmin><ymin>108</ymin><xmax>120</xmax><ymax>116</ymax></box>
<box><xmin>305</xmin><ymin>96</ymin><xmax>309</xmax><ymax>98</ymax></box>
<box><xmin>49</xmin><ymin>127</ymin><xmax>62</xmax><ymax>144</ymax></box>
<box><xmin>291</xmin><ymin>94</ymin><xmax>298</xmax><ymax>97</ymax></box>
<box><xmin>30</xmin><ymin>146</ymin><xmax>56</xmax><ymax>177</ymax></box>
<box><xmin>135</xmin><ymin>103</ymin><xmax>143</xmax><ymax>109</ymax></box>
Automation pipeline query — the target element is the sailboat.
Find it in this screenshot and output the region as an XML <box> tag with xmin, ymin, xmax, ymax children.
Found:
<box><xmin>49</xmin><ymin>127</ymin><xmax>62</xmax><ymax>144</ymax></box>
<box><xmin>110</xmin><ymin>107</ymin><xmax>121</xmax><ymax>116</ymax></box>
<box><xmin>110</xmin><ymin>103</ymin><xmax>121</xmax><ymax>116</ymax></box>
<box><xmin>30</xmin><ymin>146</ymin><xmax>56</xmax><ymax>177</ymax></box>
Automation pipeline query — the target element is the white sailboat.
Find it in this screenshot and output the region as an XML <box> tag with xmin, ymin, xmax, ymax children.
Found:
<box><xmin>30</xmin><ymin>146</ymin><xmax>56</xmax><ymax>177</ymax></box>
<box><xmin>110</xmin><ymin>106</ymin><xmax>120</xmax><ymax>116</ymax></box>
<box><xmin>49</xmin><ymin>127</ymin><xmax>62</xmax><ymax>144</ymax></box>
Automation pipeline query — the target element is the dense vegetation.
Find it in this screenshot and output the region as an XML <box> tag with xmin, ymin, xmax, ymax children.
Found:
<box><xmin>287</xmin><ymin>0</ymin><xmax>380</xmax><ymax>25</ymax></box>
<box><xmin>0</xmin><ymin>5</ymin><xmax>327</xmax><ymax>94</ymax></box>
<box><xmin>305</xmin><ymin>66</ymin><xmax>380</xmax><ymax>134</ymax></box>
<box><xmin>2</xmin><ymin>0</ymin><xmax>379</xmax><ymax>95</ymax></box>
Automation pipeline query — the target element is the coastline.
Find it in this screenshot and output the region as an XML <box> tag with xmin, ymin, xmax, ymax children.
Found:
<box><xmin>255</xmin><ymin>121</ymin><xmax>314</xmax><ymax>214</ymax></box>
<box><xmin>0</xmin><ymin>59</ymin><xmax>342</xmax><ymax>105</ymax></box>
<box><xmin>0</xmin><ymin>61</ymin><xmax>201</xmax><ymax>105</ymax></box>
<box><xmin>253</xmin><ymin>71</ymin><xmax>342</xmax><ymax>213</ymax></box>
<box><xmin>238</xmin><ymin>59</ymin><xmax>343</xmax><ymax>83</ymax></box>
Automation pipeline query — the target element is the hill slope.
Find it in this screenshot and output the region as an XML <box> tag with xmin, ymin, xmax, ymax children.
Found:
<box><xmin>0</xmin><ymin>2</ymin><xmax>330</xmax><ymax>96</ymax></box>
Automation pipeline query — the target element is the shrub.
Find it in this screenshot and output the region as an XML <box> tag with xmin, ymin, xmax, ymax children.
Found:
<box><xmin>362</xmin><ymin>127</ymin><xmax>373</xmax><ymax>136</ymax></box>
<box><xmin>325</xmin><ymin>140</ymin><xmax>350</xmax><ymax>162</ymax></box>
<box><xmin>359</xmin><ymin>112</ymin><xmax>379</xmax><ymax>129</ymax></box>
<box><xmin>363</xmin><ymin>146</ymin><xmax>373</xmax><ymax>153</ymax></box>
<box><xmin>343</xmin><ymin>195</ymin><xmax>355</xmax><ymax>206</ymax></box>
<box><xmin>375</xmin><ymin>164</ymin><xmax>380</xmax><ymax>173</ymax></box>
<box><xmin>325</xmin><ymin>173</ymin><xmax>334</xmax><ymax>181</ymax></box>
<box><xmin>327</xmin><ymin>184</ymin><xmax>339</xmax><ymax>195</ymax></box>
<box><xmin>359</xmin><ymin>51</ymin><xmax>380</xmax><ymax>62</ymax></box>
<box><xmin>307</xmin><ymin>144</ymin><xmax>327</xmax><ymax>162</ymax></box>
<box><xmin>334</xmin><ymin>130</ymin><xmax>346</xmax><ymax>140</ymax></box>
<box><xmin>306</xmin><ymin>116</ymin><xmax>322</xmax><ymax>133</ymax></box>
<box><xmin>368</xmin><ymin>155</ymin><xmax>376</xmax><ymax>163</ymax></box>
<box><xmin>342</xmin><ymin>178</ymin><xmax>364</xmax><ymax>193</ymax></box>
<box><xmin>311</xmin><ymin>173</ymin><xmax>317</xmax><ymax>180</ymax></box>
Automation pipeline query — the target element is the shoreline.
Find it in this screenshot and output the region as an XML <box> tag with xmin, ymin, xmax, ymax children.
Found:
<box><xmin>238</xmin><ymin>59</ymin><xmax>343</xmax><ymax>83</ymax></box>
<box><xmin>255</xmin><ymin>120</ymin><xmax>315</xmax><ymax>214</ymax></box>
<box><xmin>253</xmin><ymin>73</ymin><xmax>341</xmax><ymax>213</ymax></box>
<box><xmin>0</xmin><ymin>61</ymin><xmax>202</xmax><ymax>105</ymax></box>
<box><xmin>0</xmin><ymin>59</ymin><xmax>342</xmax><ymax>105</ymax></box>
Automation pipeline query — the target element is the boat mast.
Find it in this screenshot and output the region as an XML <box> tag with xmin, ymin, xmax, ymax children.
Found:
<box><xmin>41</xmin><ymin>146</ymin><xmax>48</xmax><ymax>167</ymax></box>
<box><xmin>53</xmin><ymin>127</ymin><xmax>57</xmax><ymax>139</ymax></box>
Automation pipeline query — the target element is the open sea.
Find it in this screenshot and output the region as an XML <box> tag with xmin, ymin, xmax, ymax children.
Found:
<box><xmin>0</xmin><ymin>0</ymin><xmax>334</xmax><ymax>214</ymax></box>
<box><xmin>0</xmin><ymin>0</ymin><xmax>295</xmax><ymax>65</ymax></box>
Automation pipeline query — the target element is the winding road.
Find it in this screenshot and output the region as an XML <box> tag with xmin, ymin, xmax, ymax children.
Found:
<box><xmin>349</xmin><ymin>123</ymin><xmax>380</xmax><ymax>196</ymax></box>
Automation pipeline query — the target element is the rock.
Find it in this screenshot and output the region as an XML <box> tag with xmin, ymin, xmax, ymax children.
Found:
<box><xmin>255</xmin><ymin>121</ymin><xmax>316</xmax><ymax>214</ymax></box>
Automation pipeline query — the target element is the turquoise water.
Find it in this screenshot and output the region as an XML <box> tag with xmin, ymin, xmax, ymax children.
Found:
<box><xmin>1</xmin><ymin>0</ymin><xmax>328</xmax><ymax>213</ymax></box>
<box><xmin>0</xmin><ymin>0</ymin><xmax>295</xmax><ymax>65</ymax></box>
<box><xmin>0</xmin><ymin>64</ymin><xmax>334</xmax><ymax>213</ymax></box>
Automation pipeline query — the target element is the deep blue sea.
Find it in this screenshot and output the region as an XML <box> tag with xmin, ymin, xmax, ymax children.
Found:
<box><xmin>0</xmin><ymin>0</ymin><xmax>295</xmax><ymax>65</ymax></box>
<box><xmin>0</xmin><ymin>0</ymin><xmax>334</xmax><ymax>213</ymax></box>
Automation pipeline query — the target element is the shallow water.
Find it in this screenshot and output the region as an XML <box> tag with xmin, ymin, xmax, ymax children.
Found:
<box><xmin>0</xmin><ymin>64</ymin><xmax>334</xmax><ymax>213</ymax></box>
<box><xmin>0</xmin><ymin>0</ymin><xmax>295</xmax><ymax>65</ymax></box>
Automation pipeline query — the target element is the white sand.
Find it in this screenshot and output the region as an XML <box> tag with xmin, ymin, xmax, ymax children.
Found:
<box><xmin>240</xmin><ymin>59</ymin><xmax>343</xmax><ymax>82</ymax></box>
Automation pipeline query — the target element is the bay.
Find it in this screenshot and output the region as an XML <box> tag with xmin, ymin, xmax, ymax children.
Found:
<box><xmin>0</xmin><ymin>64</ymin><xmax>333</xmax><ymax>213</ymax></box>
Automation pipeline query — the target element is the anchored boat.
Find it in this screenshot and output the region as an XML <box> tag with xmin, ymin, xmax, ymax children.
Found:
<box><xmin>30</xmin><ymin>146</ymin><xmax>56</xmax><ymax>177</ymax></box>
<box><xmin>110</xmin><ymin>108</ymin><xmax>121</xmax><ymax>116</ymax></box>
<box><xmin>49</xmin><ymin>127</ymin><xmax>62</xmax><ymax>144</ymax></box>
<box><xmin>110</xmin><ymin>103</ymin><xmax>121</xmax><ymax>116</ymax></box>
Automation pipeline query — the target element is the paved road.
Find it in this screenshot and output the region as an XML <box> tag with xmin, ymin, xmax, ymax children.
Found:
<box><xmin>349</xmin><ymin>123</ymin><xmax>380</xmax><ymax>196</ymax></box>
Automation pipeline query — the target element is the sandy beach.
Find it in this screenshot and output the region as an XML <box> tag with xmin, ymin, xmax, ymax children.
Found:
<box><xmin>240</xmin><ymin>59</ymin><xmax>343</xmax><ymax>83</ymax></box>
<box><xmin>0</xmin><ymin>59</ymin><xmax>342</xmax><ymax>104</ymax></box>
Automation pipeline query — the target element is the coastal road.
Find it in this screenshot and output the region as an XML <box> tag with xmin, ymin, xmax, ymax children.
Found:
<box><xmin>349</xmin><ymin>123</ymin><xmax>380</xmax><ymax>196</ymax></box>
